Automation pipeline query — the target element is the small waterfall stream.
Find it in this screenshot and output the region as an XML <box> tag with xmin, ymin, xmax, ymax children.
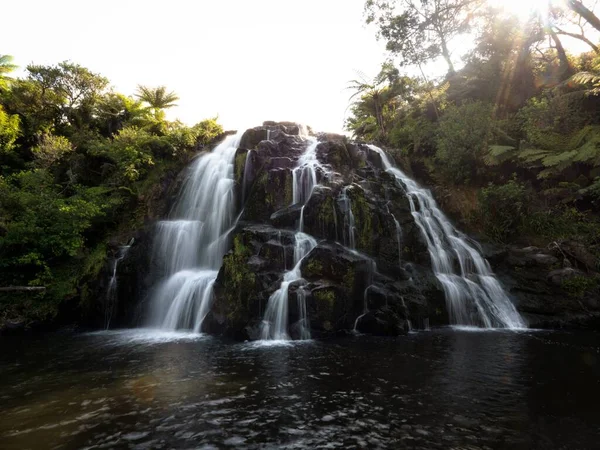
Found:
<box><xmin>241</xmin><ymin>150</ymin><xmax>254</xmax><ymax>204</ymax></box>
<box><xmin>368</xmin><ymin>145</ymin><xmax>526</xmax><ymax>329</ymax></box>
<box><xmin>104</xmin><ymin>240</ymin><xmax>133</xmax><ymax>329</ymax></box>
<box><xmin>148</xmin><ymin>132</ymin><xmax>243</xmax><ymax>332</ymax></box>
<box><xmin>338</xmin><ymin>186</ymin><xmax>356</xmax><ymax>250</ymax></box>
<box><xmin>261</xmin><ymin>138</ymin><xmax>322</xmax><ymax>341</ymax></box>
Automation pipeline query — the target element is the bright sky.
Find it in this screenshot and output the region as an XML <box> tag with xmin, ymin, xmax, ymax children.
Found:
<box><xmin>1</xmin><ymin>0</ymin><xmax>387</xmax><ymax>134</ymax></box>
<box><xmin>3</xmin><ymin>1</ymin><xmax>597</xmax><ymax>134</ymax></box>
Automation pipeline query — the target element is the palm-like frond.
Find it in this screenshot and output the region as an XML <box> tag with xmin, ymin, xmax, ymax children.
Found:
<box><xmin>135</xmin><ymin>85</ymin><xmax>179</xmax><ymax>109</ymax></box>
<box><xmin>0</xmin><ymin>54</ymin><xmax>18</xmax><ymax>88</ymax></box>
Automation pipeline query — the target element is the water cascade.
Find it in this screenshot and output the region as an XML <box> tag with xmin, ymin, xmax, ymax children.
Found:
<box><xmin>104</xmin><ymin>240</ymin><xmax>133</xmax><ymax>329</ymax></box>
<box><xmin>261</xmin><ymin>138</ymin><xmax>324</xmax><ymax>340</ymax></box>
<box><xmin>392</xmin><ymin>214</ymin><xmax>402</xmax><ymax>266</ymax></box>
<box><xmin>241</xmin><ymin>150</ymin><xmax>254</xmax><ymax>204</ymax></box>
<box><xmin>387</xmin><ymin>204</ymin><xmax>403</xmax><ymax>266</ymax></box>
<box><xmin>368</xmin><ymin>145</ymin><xmax>526</xmax><ymax>329</ymax></box>
<box><xmin>338</xmin><ymin>186</ymin><xmax>356</xmax><ymax>250</ymax></box>
<box><xmin>353</xmin><ymin>285</ymin><xmax>371</xmax><ymax>331</ymax></box>
<box><xmin>148</xmin><ymin>133</ymin><xmax>243</xmax><ymax>331</ymax></box>
<box><xmin>261</xmin><ymin>232</ymin><xmax>317</xmax><ymax>340</ymax></box>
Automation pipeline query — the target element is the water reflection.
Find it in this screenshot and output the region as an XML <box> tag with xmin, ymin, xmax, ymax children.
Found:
<box><xmin>0</xmin><ymin>329</ymin><xmax>598</xmax><ymax>449</ymax></box>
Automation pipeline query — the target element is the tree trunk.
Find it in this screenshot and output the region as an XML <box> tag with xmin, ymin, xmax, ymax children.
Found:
<box><xmin>567</xmin><ymin>0</ymin><xmax>600</xmax><ymax>33</ymax></box>
<box><xmin>549</xmin><ymin>30</ymin><xmax>575</xmax><ymax>80</ymax></box>
<box><xmin>440</xmin><ymin>37</ymin><xmax>456</xmax><ymax>75</ymax></box>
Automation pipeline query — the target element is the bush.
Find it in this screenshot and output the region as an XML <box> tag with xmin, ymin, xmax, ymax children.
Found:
<box><xmin>435</xmin><ymin>101</ymin><xmax>494</xmax><ymax>184</ymax></box>
<box><xmin>478</xmin><ymin>178</ymin><xmax>529</xmax><ymax>243</ymax></box>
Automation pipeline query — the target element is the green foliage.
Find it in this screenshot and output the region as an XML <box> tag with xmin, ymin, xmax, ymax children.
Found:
<box><xmin>0</xmin><ymin>105</ymin><xmax>20</xmax><ymax>152</ymax></box>
<box><xmin>32</xmin><ymin>133</ymin><xmax>73</xmax><ymax>168</ymax></box>
<box><xmin>0</xmin><ymin>56</ymin><xmax>223</xmax><ymax>325</ymax></box>
<box><xmin>561</xmin><ymin>276</ymin><xmax>598</xmax><ymax>298</ymax></box>
<box><xmin>435</xmin><ymin>101</ymin><xmax>494</xmax><ymax>184</ymax></box>
<box><xmin>0</xmin><ymin>170</ymin><xmax>109</xmax><ymax>285</ymax></box>
<box><xmin>0</xmin><ymin>54</ymin><xmax>17</xmax><ymax>90</ymax></box>
<box><xmin>90</xmin><ymin>126</ymin><xmax>157</xmax><ymax>182</ymax></box>
<box><xmin>478</xmin><ymin>178</ymin><xmax>529</xmax><ymax>243</ymax></box>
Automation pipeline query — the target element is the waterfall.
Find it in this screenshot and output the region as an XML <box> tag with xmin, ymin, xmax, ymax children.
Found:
<box><xmin>353</xmin><ymin>285</ymin><xmax>371</xmax><ymax>331</ymax></box>
<box><xmin>261</xmin><ymin>138</ymin><xmax>322</xmax><ymax>341</ymax></box>
<box><xmin>261</xmin><ymin>232</ymin><xmax>317</xmax><ymax>340</ymax></box>
<box><xmin>367</xmin><ymin>145</ymin><xmax>526</xmax><ymax>329</ymax></box>
<box><xmin>104</xmin><ymin>240</ymin><xmax>133</xmax><ymax>330</ymax></box>
<box><xmin>148</xmin><ymin>132</ymin><xmax>243</xmax><ymax>332</ymax></box>
<box><xmin>241</xmin><ymin>150</ymin><xmax>253</xmax><ymax>204</ymax></box>
<box><xmin>292</xmin><ymin>138</ymin><xmax>321</xmax><ymax>205</ymax></box>
<box><xmin>338</xmin><ymin>186</ymin><xmax>356</xmax><ymax>250</ymax></box>
<box><xmin>386</xmin><ymin>203</ymin><xmax>403</xmax><ymax>267</ymax></box>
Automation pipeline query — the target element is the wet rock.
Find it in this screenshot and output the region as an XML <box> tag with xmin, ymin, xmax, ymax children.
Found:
<box><xmin>547</xmin><ymin>267</ymin><xmax>582</xmax><ymax>286</ymax></box>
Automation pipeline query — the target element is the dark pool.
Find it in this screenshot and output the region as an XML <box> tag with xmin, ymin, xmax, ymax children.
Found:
<box><xmin>1</xmin><ymin>328</ymin><xmax>599</xmax><ymax>449</ymax></box>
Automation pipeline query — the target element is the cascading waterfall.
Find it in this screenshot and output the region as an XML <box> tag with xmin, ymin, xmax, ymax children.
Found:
<box><xmin>338</xmin><ymin>186</ymin><xmax>356</xmax><ymax>250</ymax></box>
<box><xmin>292</xmin><ymin>139</ymin><xmax>321</xmax><ymax>205</ymax></box>
<box><xmin>104</xmin><ymin>240</ymin><xmax>133</xmax><ymax>330</ymax></box>
<box><xmin>261</xmin><ymin>137</ymin><xmax>323</xmax><ymax>340</ymax></box>
<box><xmin>148</xmin><ymin>132</ymin><xmax>243</xmax><ymax>332</ymax></box>
<box><xmin>261</xmin><ymin>232</ymin><xmax>317</xmax><ymax>340</ymax></box>
<box><xmin>241</xmin><ymin>150</ymin><xmax>254</xmax><ymax>204</ymax></box>
<box><xmin>386</xmin><ymin>203</ymin><xmax>403</xmax><ymax>267</ymax></box>
<box><xmin>353</xmin><ymin>285</ymin><xmax>371</xmax><ymax>331</ymax></box>
<box><xmin>368</xmin><ymin>145</ymin><xmax>526</xmax><ymax>329</ymax></box>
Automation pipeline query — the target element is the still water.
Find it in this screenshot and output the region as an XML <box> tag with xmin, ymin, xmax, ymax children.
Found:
<box><xmin>1</xmin><ymin>329</ymin><xmax>599</xmax><ymax>449</ymax></box>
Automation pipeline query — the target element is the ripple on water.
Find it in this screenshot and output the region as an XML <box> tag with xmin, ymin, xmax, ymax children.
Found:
<box><xmin>1</xmin><ymin>329</ymin><xmax>599</xmax><ymax>449</ymax></box>
<box><xmin>84</xmin><ymin>328</ymin><xmax>209</xmax><ymax>346</ymax></box>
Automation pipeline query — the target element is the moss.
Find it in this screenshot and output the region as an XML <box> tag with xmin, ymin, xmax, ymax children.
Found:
<box><xmin>314</xmin><ymin>289</ymin><xmax>335</xmax><ymax>305</ymax></box>
<box><xmin>222</xmin><ymin>234</ymin><xmax>256</xmax><ymax>324</ymax></box>
<box><xmin>347</xmin><ymin>187</ymin><xmax>378</xmax><ymax>252</ymax></box>
<box><xmin>313</xmin><ymin>288</ymin><xmax>336</xmax><ymax>322</ymax></box>
<box><xmin>283</xmin><ymin>174</ymin><xmax>293</xmax><ymax>206</ymax></box>
<box><xmin>305</xmin><ymin>259</ymin><xmax>324</xmax><ymax>278</ymax></box>
<box><xmin>343</xmin><ymin>267</ymin><xmax>355</xmax><ymax>294</ymax></box>
<box><xmin>313</xmin><ymin>194</ymin><xmax>336</xmax><ymax>237</ymax></box>
<box><xmin>234</xmin><ymin>151</ymin><xmax>247</xmax><ymax>185</ymax></box>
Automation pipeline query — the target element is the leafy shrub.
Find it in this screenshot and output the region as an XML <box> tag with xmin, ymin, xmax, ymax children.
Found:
<box><xmin>435</xmin><ymin>101</ymin><xmax>494</xmax><ymax>184</ymax></box>
<box><xmin>478</xmin><ymin>178</ymin><xmax>529</xmax><ymax>243</ymax></box>
<box><xmin>561</xmin><ymin>276</ymin><xmax>598</xmax><ymax>298</ymax></box>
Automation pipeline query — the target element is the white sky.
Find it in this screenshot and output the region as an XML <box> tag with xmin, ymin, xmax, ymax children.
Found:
<box><xmin>2</xmin><ymin>1</ymin><xmax>597</xmax><ymax>133</ymax></box>
<box><xmin>1</xmin><ymin>0</ymin><xmax>387</xmax><ymax>134</ymax></box>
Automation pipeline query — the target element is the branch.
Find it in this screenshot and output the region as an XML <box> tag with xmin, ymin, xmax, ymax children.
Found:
<box><xmin>555</xmin><ymin>27</ymin><xmax>600</xmax><ymax>53</ymax></box>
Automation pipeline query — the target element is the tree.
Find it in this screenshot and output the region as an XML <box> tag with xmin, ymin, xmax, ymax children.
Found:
<box><xmin>435</xmin><ymin>101</ymin><xmax>494</xmax><ymax>183</ymax></box>
<box><xmin>566</xmin><ymin>0</ymin><xmax>600</xmax><ymax>33</ymax></box>
<box><xmin>552</xmin><ymin>3</ymin><xmax>600</xmax><ymax>54</ymax></box>
<box><xmin>347</xmin><ymin>63</ymin><xmax>414</xmax><ymax>139</ymax></box>
<box><xmin>365</xmin><ymin>0</ymin><xmax>482</xmax><ymax>74</ymax></box>
<box><xmin>3</xmin><ymin>62</ymin><xmax>109</xmax><ymax>139</ymax></box>
<box><xmin>0</xmin><ymin>54</ymin><xmax>17</xmax><ymax>91</ymax></box>
<box><xmin>135</xmin><ymin>85</ymin><xmax>179</xmax><ymax>112</ymax></box>
<box><xmin>0</xmin><ymin>105</ymin><xmax>20</xmax><ymax>153</ymax></box>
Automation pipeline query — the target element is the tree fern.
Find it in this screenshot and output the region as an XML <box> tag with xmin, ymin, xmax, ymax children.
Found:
<box><xmin>484</xmin><ymin>145</ymin><xmax>517</xmax><ymax>165</ymax></box>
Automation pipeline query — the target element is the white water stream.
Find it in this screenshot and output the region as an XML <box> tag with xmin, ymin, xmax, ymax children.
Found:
<box><xmin>148</xmin><ymin>133</ymin><xmax>243</xmax><ymax>331</ymax></box>
<box><xmin>368</xmin><ymin>145</ymin><xmax>526</xmax><ymax>329</ymax></box>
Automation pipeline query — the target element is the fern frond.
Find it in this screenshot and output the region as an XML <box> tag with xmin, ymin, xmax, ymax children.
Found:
<box><xmin>542</xmin><ymin>150</ymin><xmax>579</xmax><ymax>168</ymax></box>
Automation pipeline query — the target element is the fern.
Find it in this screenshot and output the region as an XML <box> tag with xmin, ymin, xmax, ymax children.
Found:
<box><xmin>518</xmin><ymin>148</ymin><xmax>550</xmax><ymax>166</ymax></box>
<box><xmin>542</xmin><ymin>150</ymin><xmax>580</xmax><ymax>168</ymax></box>
<box><xmin>484</xmin><ymin>145</ymin><xmax>517</xmax><ymax>166</ymax></box>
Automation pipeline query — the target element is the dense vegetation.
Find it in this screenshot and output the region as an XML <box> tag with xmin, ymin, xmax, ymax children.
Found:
<box><xmin>348</xmin><ymin>0</ymin><xmax>600</xmax><ymax>264</ymax></box>
<box><xmin>0</xmin><ymin>57</ymin><xmax>223</xmax><ymax>325</ymax></box>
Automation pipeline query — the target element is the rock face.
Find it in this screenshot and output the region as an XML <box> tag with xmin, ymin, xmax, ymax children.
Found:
<box><xmin>488</xmin><ymin>245</ymin><xmax>600</xmax><ymax>329</ymax></box>
<box><xmin>100</xmin><ymin>122</ymin><xmax>599</xmax><ymax>338</ymax></box>
<box><xmin>203</xmin><ymin>121</ymin><xmax>449</xmax><ymax>339</ymax></box>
